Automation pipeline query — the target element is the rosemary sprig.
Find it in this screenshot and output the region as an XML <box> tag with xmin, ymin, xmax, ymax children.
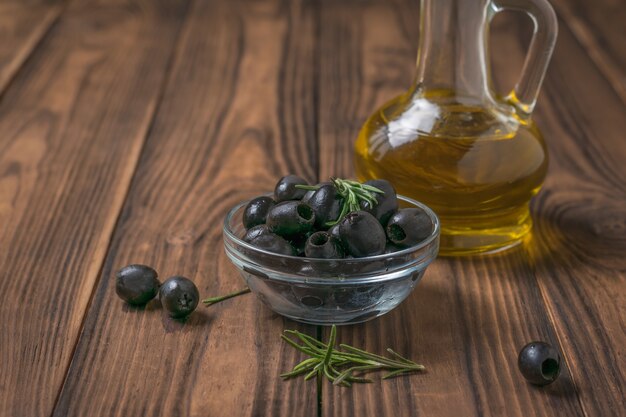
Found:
<box><xmin>281</xmin><ymin>325</ymin><xmax>425</xmax><ymax>387</ymax></box>
<box><xmin>202</xmin><ymin>287</ymin><xmax>251</xmax><ymax>306</ymax></box>
<box><xmin>295</xmin><ymin>177</ymin><xmax>384</xmax><ymax>226</ymax></box>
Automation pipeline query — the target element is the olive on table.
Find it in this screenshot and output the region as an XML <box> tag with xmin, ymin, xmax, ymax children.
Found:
<box><xmin>159</xmin><ymin>276</ymin><xmax>200</xmax><ymax>318</ymax></box>
<box><xmin>115</xmin><ymin>264</ymin><xmax>160</xmax><ymax>305</ymax></box>
<box><xmin>266</xmin><ymin>201</ymin><xmax>315</xmax><ymax>238</ymax></box>
<box><xmin>274</xmin><ymin>175</ymin><xmax>308</xmax><ymax>202</ymax></box>
<box><xmin>518</xmin><ymin>341</ymin><xmax>561</xmax><ymax>386</ymax></box>
<box><xmin>304</xmin><ymin>231</ymin><xmax>345</xmax><ymax>259</ymax></box>
<box><xmin>243</xmin><ymin>196</ymin><xmax>275</xmax><ymax>229</ymax></box>
<box><xmin>386</xmin><ymin>208</ymin><xmax>432</xmax><ymax>247</ymax></box>
<box><xmin>337</xmin><ymin>211</ymin><xmax>386</xmax><ymax>257</ymax></box>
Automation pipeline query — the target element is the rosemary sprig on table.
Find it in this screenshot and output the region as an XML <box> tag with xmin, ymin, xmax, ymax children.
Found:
<box><xmin>281</xmin><ymin>325</ymin><xmax>425</xmax><ymax>387</ymax></box>
<box><xmin>202</xmin><ymin>288</ymin><xmax>251</xmax><ymax>306</ymax></box>
<box><xmin>296</xmin><ymin>177</ymin><xmax>384</xmax><ymax>226</ymax></box>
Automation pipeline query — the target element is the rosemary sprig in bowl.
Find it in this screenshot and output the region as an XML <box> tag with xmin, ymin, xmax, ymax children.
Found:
<box><xmin>295</xmin><ymin>177</ymin><xmax>384</xmax><ymax>226</ymax></box>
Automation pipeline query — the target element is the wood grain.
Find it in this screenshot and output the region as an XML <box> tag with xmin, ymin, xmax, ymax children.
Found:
<box><xmin>0</xmin><ymin>0</ymin><xmax>63</xmax><ymax>93</ymax></box>
<box><xmin>551</xmin><ymin>0</ymin><xmax>626</xmax><ymax>100</ymax></box>
<box><xmin>316</xmin><ymin>0</ymin><xmax>622</xmax><ymax>415</ymax></box>
<box><xmin>0</xmin><ymin>0</ymin><xmax>623</xmax><ymax>415</ymax></box>
<box><xmin>52</xmin><ymin>0</ymin><xmax>319</xmax><ymax>416</ymax></box>
<box><xmin>519</xmin><ymin>14</ymin><xmax>626</xmax><ymax>417</ymax></box>
<box><xmin>0</xmin><ymin>0</ymin><xmax>189</xmax><ymax>415</ymax></box>
<box><xmin>320</xmin><ymin>254</ymin><xmax>585</xmax><ymax>417</ymax></box>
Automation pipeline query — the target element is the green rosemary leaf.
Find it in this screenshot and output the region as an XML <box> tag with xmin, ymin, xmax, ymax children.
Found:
<box><xmin>291</xmin><ymin>331</ymin><xmax>328</xmax><ymax>350</ymax></box>
<box><xmin>360</xmin><ymin>184</ymin><xmax>385</xmax><ymax>194</ymax></box>
<box><xmin>319</xmin><ymin>177</ymin><xmax>386</xmax><ymax>225</ymax></box>
<box><xmin>304</xmin><ymin>368</ymin><xmax>319</xmax><ymax>380</ymax></box>
<box><xmin>339</xmin><ymin>344</ymin><xmax>393</xmax><ymax>365</ymax></box>
<box><xmin>293</xmin><ymin>357</ymin><xmax>321</xmax><ymax>372</ymax></box>
<box><xmin>294</xmin><ymin>184</ymin><xmax>320</xmax><ymax>191</ymax></box>
<box><xmin>280</xmin><ymin>367</ymin><xmax>313</xmax><ymax>379</ymax></box>
<box><xmin>280</xmin><ymin>334</ymin><xmax>318</xmax><ymax>357</ymax></box>
<box><xmin>386</xmin><ymin>348</ymin><xmax>425</xmax><ymax>368</ymax></box>
<box><xmin>322</xmin><ymin>325</ymin><xmax>337</xmax><ymax>367</ymax></box>
<box><xmin>333</xmin><ymin>365</ymin><xmax>376</xmax><ymax>385</ymax></box>
<box><xmin>281</xmin><ymin>325</ymin><xmax>425</xmax><ymax>388</ymax></box>
<box><xmin>382</xmin><ymin>369</ymin><xmax>416</xmax><ymax>379</ymax></box>
<box><xmin>202</xmin><ymin>288</ymin><xmax>251</xmax><ymax>306</ymax></box>
<box><xmin>295</xmin><ymin>333</ymin><xmax>327</xmax><ymax>354</ymax></box>
<box><xmin>323</xmin><ymin>365</ymin><xmax>336</xmax><ymax>382</ymax></box>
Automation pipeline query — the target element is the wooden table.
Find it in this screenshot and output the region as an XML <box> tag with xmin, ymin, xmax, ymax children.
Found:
<box><xmin>1</xmin><ymin>0</ymin><xmax>624</xmax><ymax>416</ymax></box>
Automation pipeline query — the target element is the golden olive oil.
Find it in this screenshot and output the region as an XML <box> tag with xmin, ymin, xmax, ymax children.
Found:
<box><xmin>354</xmin><ymin>90</ymin><xmax>548</xmax><ymax>255</ymax></box>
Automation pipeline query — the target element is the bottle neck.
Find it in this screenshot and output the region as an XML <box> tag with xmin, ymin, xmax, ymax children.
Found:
<box><xmin>414</xmin><ymin>0</ymin><xmax>493</xmax><ymax>104</ymax></box>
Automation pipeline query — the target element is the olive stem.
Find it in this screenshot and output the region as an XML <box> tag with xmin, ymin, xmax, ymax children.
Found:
<box><xmin>202</xmin><ymin>287</ymin><xmax>251</xmax><ymax>306</ymax></box>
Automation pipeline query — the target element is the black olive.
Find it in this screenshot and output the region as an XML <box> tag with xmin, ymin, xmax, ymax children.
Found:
<box><xmin>337</xmin><ymin>211</ymin><xmax>386</xmax><ymax>257</ymax></box>
<box><xmin>359</xmin><ymin>179</ymin><xmax>398</xmax><ymax>226</ymax></box>
<box><xmin>301</xmin><ymin>189</ymin><xmax>315</xmax><ymax>204</ymax></box>
<box><xmin>242</xmin><ymin>196</ymin><xmax>275</xmax><ymax>229</ymax></box>
<box><xmin>384</xmin><ymin>242</ymin><xmax>404</xmax><ymax>253</ymax></box>
<box><xmin>307</xmin><ymin>184</ymin><xmax>344</xmax><ymax>228</ymax></box>
<box><xmin>305</xmin><ymin>231</ymin><xmax>345</xmax><ymax>259</ymax></box>
<box><xmin>328</xmin><ymin>223</ymin><xmax>341</xmax><ymax>241</ymax></box>
<box><xmin>249</xmin><ymin>233</ymin><xmax>296</xmax><ymax>256</ymax></box>
<box><xmin>274</xmin><ymin>175</ymin><xmax>308</xmax><ymax>202</ymax></box>
<box><xmin>243</xmin><ymin>224</ymin><xmax>271</xmax><ymax>242</ymax></box>
<box><xmin>302</xmin><ymin>181</ymin><xmax>331</xmax><ymax>204</ymax></box>
<box><xmin>289</xmin><ymin>231</ymin><xmax>313</xmax><ymax>257</ymax></box>
<box><xmin>159</xmin><ymin>276</ymin><xmax>199</xmax><ymax>318</ymax></box>
<box><xmin>518</xmin><ymin>341</ymin><xmax>561</xmax><ymax>386</ymax></box>
<box><xmin>115</xmin><ymin>264</ymin><xmax>160</xmax><ymax>305</ymax></box>
<box><xmin>386</xmin><ymin>208</ymin><xmax>432</xmax><ymax>247</ymax></box>
<box><xmin>266</xmin><ymin>201</ymin><xmax>315</xmax><ymax>238</ymax></box>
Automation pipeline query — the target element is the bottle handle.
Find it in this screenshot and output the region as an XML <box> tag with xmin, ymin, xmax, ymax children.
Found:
<box><xmin>491</xmin><ymin>0</ymin><xmax>558</xmax><ymax>117</ymax></box>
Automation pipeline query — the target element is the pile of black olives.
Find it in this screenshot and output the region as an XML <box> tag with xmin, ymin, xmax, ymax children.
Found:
<box><xmin>242</xmin><ymin>175</ymin><xmax>433</xmax><ymax>258</ymax></box>
<box><xmin>115</xmin><ymin>264</ymin><xmax>199</xmax><ymax>319</ymax></box>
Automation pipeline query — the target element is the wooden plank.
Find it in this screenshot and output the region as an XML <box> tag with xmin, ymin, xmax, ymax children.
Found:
<box><xmin>517</xmin><ymin>14</ymin><xmax>626</xmax><ymax>417</ymax></box>
<box><xmin>0</xmin><ymin>1</ymin><xmax>189</xmax><ymax>416</ymax></box>
<box><xmin>52</xmin><ymin>0</ymin><xmax>319</xmax><ymax>416</ymax></box>
<box><xmin>317</xmin><ymin>0</ymin><xmax>591</xmax><ymax>416</ymax></box>
<box><xmin>0</xmin><ymin>0</ymin><xmax>62</xmax><ymax>93</ymax></box>
<box><xmin>551</xmin><ymin>0</ymin><xmax>626</xmax><ymax>100</ymax></box>
<box><xmin>320</xmin><ymin>255</ymin><xmax>585</xmax><ymax>417</ymax></box>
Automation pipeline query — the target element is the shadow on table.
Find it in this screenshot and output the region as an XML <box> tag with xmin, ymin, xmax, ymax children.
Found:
<box><xmin>161</xmin><ymin>308</ymin><xmax>211</xmax><ymax>332</ymax></box>
<box><xmin>121</xmin><ymin>297</ymin><xmax>161</xmax><ymax>313</ymax></box>
<box><xmin>526</xmin><ymin>201</ymin><xmax>626</xmax><ymax>272</ymax></box>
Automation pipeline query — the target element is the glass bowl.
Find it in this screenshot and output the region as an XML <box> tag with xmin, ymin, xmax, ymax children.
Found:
<box><xmin>223</xmin><ymin>195</ymin><xmax>440</xmax><ymax>325</ymax></box>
